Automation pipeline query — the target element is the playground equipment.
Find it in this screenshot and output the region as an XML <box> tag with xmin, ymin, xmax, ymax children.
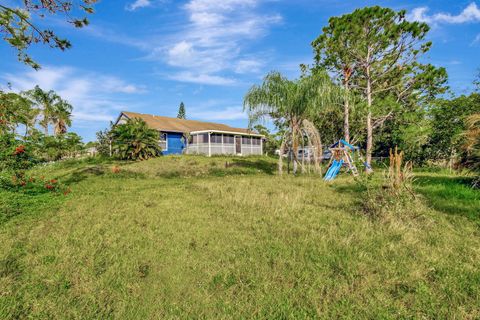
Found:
<box><xmin>324</xmin><ymin>139</ymin><xmax>363</xmax><ymax>181</ymax></box>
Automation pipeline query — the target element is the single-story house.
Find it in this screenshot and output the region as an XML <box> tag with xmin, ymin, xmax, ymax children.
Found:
<box><xmin>115</xmin><ymin>111</ymin><xmax>264</xmax><ymax>156</ymax></box>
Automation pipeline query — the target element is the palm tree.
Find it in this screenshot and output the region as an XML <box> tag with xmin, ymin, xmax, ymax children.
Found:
<box><xmin>52</xmin><ymin>99</ymin><xmax>73</xmax><ymax>135</ymax></box>
<box><xmin>244</xmin><ymin>70</ymin><xmax>340</xmax><ymax>174</ymax></box>
<box><xmin>22</xmin><ymin>85</ymin><xmax>63</xmax><ymax>135</ymax></box>
<box><xmin>111</xmin><ymin>118</ymin><xmax>162</xmax><ymax>160</ymax></box>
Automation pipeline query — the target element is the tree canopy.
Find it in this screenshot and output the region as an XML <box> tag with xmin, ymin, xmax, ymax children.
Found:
<box><xmin>0</xmin><ymin>0</ymin><xmax>97</xmax><ymax>69</ymax></box>
<box><xmin>312</xmin><ymin>6</ymin><xmax>447</xmax><ymax>169</ymax></box>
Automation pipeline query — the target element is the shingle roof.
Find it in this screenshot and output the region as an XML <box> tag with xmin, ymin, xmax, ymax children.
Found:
<box><xmin>118</xmin><ymin>111</ymin><xmax>259</xmax><ymax>136</ymax></box>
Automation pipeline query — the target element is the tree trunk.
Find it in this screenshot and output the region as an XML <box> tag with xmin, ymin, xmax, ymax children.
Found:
<box><xmin>278</xmin><ymin>139</ymin><xmax>286</xmax><ymax>175</ymax></box>
<box><xmin>291</xmin><ymin>121</ymin><xmax>299</xmax><ymax>175</ymax></box>
<box><xmin>366</xmin><ymin>72</ymin><xmax>373</xmax><ymax>173</ymax></box>
<box><xmin>344</xmin><ymin>80</ymin><xmax>350</xmax><ymax>143</ymax></box>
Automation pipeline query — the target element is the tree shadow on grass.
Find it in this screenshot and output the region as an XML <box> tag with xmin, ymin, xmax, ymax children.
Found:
<box><xmin>228</xmin><ymin>158</ymin><xmax>276</xmax><ymax>175</ymax></box>
<box><xmin>59</xmin><ymin>166</ymin><xmax>106</xmax><ymax>185</ymax></box>
<box><xmin>414</xmin><ymin>174</ymin><xmax>480</xmax><ymax>221</ymax></box>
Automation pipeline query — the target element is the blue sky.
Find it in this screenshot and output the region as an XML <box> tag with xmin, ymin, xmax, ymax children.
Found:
<box><xmin>1</xmin><ymin>0</ymin><xmax>479</xmax><ymax>141</ymax></box>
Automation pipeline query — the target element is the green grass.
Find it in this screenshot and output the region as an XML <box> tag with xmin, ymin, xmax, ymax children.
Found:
<box><xmin>1</xmin><ymin>156</ymin><xmax>479</xmax><ymax>319</ymax></box>
<box><xmin>414</xmin><ymin>170</ymin><xmax>480</xmax><ymax>221</ymax></box>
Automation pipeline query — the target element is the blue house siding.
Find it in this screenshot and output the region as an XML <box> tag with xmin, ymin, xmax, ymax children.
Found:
<box><xmin>163</xmin><ymin>132</ymin><xmax>185</xmax><ymax>155</ymax></box>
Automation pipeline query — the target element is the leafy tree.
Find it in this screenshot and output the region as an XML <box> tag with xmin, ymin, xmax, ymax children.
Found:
<box><xmin>96</xmin><ymin>124</ymin><xmax>113</xmax><ymax>157</ymax></box>
<box><xmin>312</xmin><ymin>33</ymin><xmax>357</xmax><ymax>143</ymax></box>
<box><xmin>177</xmin><ymin>102</ymin><xmax>186</xmax><ymax>119</ymax></box>
<box><xmin>244</xmin><ymin>70</ymin><xmax>339</xmax><ymax>174</ymax></box>
<box><xmin>63</xmin><ymin>132</ymin><xmax>84</xmax><ymax>157</ymax></box>
<box><xmin>253</xmin><ymin>124</ymin><xmax>280</xmax><ymax>156</ymax></box>
<box><xmin>0</xmin><ymin>91</ymin><xmax>31</xmax><ymax>134</ymax></box>
<box><xmin>111</xmin><ymin>118</ymin><xmax>162</xmax><ymax>161</ymax></box>
<box><xmin>41</xmin><ymin>134</ymin><xmax>66</xmax><ymax>161</ymax></box>
<box><xmin>429</xmin><ymin>93</ymin><xmax>480</xmax><ymax>164</ymax></box>
<box><xmin>462</xmin><ymin>113</ymin><xmax>480</xmax><ymax>186</ymax></box>
<box><xmin>0</xmin><ymin>0</ymin><xmax>97</xmax><ymax>69</ymax></box>
<box><xmin>311</xmin><ymin>6</ymin><xmax>446</xmax><ymax>170</ymax></box>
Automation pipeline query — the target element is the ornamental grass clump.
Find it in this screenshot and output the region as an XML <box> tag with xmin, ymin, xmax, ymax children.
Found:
<box><xmin>386</xmin><ymin>146</ymin><xmax>415</xmax><ymax>197</ymax></box>
<box><xmin>360</xmin><ymin>147</ymin><xmax>417</xmax><ymax>220</ymax></box>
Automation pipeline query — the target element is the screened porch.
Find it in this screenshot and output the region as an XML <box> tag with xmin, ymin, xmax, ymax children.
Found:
<box><xmin>185</xmin><ymin>131</ymin><xmax>263</xmax><ymax>156</ymax></box>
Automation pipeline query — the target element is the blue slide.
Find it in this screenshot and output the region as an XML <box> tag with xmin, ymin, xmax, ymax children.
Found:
<box><xmin>324</xmin><ymin>159</ymin><xmax>344</xmax><ymax>181</ymax></box>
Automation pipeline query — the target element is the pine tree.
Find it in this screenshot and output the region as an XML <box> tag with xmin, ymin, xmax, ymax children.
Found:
<box><xmin>177</xmin><ymin>102</ymin><xmax>186</xmax><ymax>119</ymax></box>
<box><xmin>312</xmin><ymin>6</ymin><xmax>446</xmax><ymax>170</ymax></box>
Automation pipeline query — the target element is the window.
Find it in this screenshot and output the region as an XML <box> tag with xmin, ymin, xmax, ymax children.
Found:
<box><xmin>159</xmin><ymin>132</ymin><xmax>168</xmax><ymax>150</ymax></box>
<box><xmin>223</xmin><ymin>135</ymin><xmax>234</xmax><ymax>144</ymax></box>
<box><xmin>200</xmin><ymin>133</ymin><xmax>209</xmax><ymax>143</ymax></box>
<box><xmin>211</xmin><ymin>133</ymin><xmax>222</xmax><ymax>144</ymax></box>
<box><xmin>252</xmin><ymin>137</ymin><xmax>261</xmax><ymax>145</ymax></box>
<box><xmin>242</xmin><ymin>136</ymin><xmax>251</xmax><ymax>144</ymax></box>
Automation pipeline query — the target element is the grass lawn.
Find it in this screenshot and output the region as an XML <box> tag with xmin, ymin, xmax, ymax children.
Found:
<box><xmin>1</xmin><ymin>155</ymin><xmax>479</xmax><ymax>319</ymax></box>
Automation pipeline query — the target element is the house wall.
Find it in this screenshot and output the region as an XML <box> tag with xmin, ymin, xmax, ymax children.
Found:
<box><xmin>163</xmin><ymin>132</ymin><xmax>185</xmax><ymax>155</ymax></box>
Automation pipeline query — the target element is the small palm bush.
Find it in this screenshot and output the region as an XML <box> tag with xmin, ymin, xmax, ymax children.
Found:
<box><xmin>111</xmin><ymin>118</ymin><xmax>161</xmax><ymax>160</ymax></box>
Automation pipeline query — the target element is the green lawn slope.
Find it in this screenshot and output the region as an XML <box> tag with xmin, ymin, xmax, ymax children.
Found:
<box><xmin>1</xmin><ymin>156</ymin><xmax>479</xmax><ymax>319</ymax></box>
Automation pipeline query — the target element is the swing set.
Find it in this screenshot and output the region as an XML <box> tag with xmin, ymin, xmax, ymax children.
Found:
<box><xmin>324</xmin><ymin>139</ymin><xmax>370</xmax><ymax>181</ymax></box>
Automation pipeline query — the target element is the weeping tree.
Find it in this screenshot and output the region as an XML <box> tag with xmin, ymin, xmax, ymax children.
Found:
<box><xmin>244</xmin><ymin>70</ymin><xmax>340</xmax><ymax>175</ymax></box>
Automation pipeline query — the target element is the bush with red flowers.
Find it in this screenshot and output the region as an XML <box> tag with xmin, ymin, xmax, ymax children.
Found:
<box><xmin>1</xmin><ymin>135</ymin><xmax>40</xmax><ymax>190</ymax></box>
<box><xmin>6</xmin><ymin>173</ymin><xmax>71</xmax><ymax>195</ymax></box>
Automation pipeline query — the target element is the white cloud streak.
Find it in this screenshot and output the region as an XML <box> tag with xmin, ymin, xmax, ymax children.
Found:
<box><xmin>148</xmin><ymin>0</ymin><xmax>281</xmax><ymax>85</ymax></box>
<box><xmin>126</xmin><ymin>0</ymin><xmax>152</xmax><ymax>11</ymax></box>
<box><xmin>472</xmin><ymin>33</ymin><xmax>480</xmax><ymax>45</ymax></box>
<box><xmin>167</xmin><ymin>72</ymin><xmax>236</xmax><ymax>85</ymax></box>
<box><xmin>2</xmin><ymin>66</ymin><xmax>146</xmax><ymax>123</ymax></box>
<box><xmin>408</xmin><ymin>2</ymin><xmax>480</xmax><ymax>24</ymax></box>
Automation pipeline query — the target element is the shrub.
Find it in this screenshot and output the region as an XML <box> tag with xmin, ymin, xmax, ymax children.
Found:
<box><xmin>111</xmin><ymin>118</ymin><xmax>162</xmax><ymax>161</ymax></box>
<box><xmin>357</xmin><ymin>147</ymin><xmax>416</xmax><ymax>220</ymax></box>
<box><xmin>0</xmin><ymin>134</ymin><xmax>38</xmax><ymax>189</ymax></box>
<box><xmin>386</xmin><ymin>147</ymin><xmax>415</xmax><ymax>196</ymax></box>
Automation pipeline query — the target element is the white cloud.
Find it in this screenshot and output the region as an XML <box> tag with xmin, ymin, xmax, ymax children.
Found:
<box><xmin>2</xmin><ymin>66</ymin><xmax>146</xmax><ymax>123</ymax></box>
<box><xmin>149</xmin><ymin>0</ymin><xmax>281</xmax><ymax>85</ymax></box>
<box><xmin>472</xmin><ymin>33</ymin><xmax>480</xmax><ymax>45</ymax></box>
<box><xmin>167</xmin><ymin>72</ymin><xmax>235</xmax><ymax>85</ymax></box>
<box><xmin>234</xmin><ymin>59</ymin><xmax>264</xmax><ymax>74</ymax></box>
<box><xmin>126</xmin><ymin>0</ymin><xmax>152</xmax><ymax>11</ymax></box>
<box><xmin>408</xmin><ymin>2</ymin><xmax>480</xmax><ymax>24</ymax></box>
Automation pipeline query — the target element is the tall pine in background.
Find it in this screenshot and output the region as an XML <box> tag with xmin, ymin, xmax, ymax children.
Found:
<box><xmin>312</xmin><ymin>6</ymin><xmax>446</xmax><ymax>170</ymax></box>
<box><xmin>177</xmin><ymin>102</ymin><xmax>186</xmax><ymax>119</ymax></box>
